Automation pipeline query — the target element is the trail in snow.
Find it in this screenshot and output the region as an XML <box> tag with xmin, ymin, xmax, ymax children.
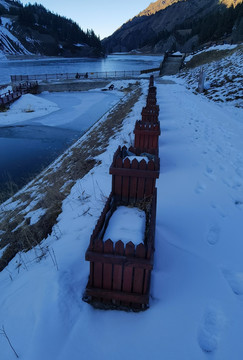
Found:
<box><xmin>0</xmin><ymin>78</ymin><xmax>243</xmax><ymax>360</ymax></box>
<box><xmin>155</xmin><ymin>79</ymin><xmax>243</xmax><ymax>358</ymax></box>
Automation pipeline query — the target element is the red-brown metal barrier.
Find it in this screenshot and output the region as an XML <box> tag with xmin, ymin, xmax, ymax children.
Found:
<box><xmin>109</xmin><ymin>146</ymin><xmax>159</xmax><ymax>202</ymax></box>
<box><xmin>148</xmin><ymin>86</ymin><xmax>157</xmax><ymax>95</ymax></box>
<box><xmin>149</xmin><ymin>75</ymin><xmax>154</xmax><ymax>87</ymax></box>
<box><xmin>84</xmin><ymin>189</ymin><xmax>157</xmax><ymax>310</ymax></box>
<box><xmin>146</xmin><ymin>96</ymin><xmax>157</xmax><ymax>107</ymax></box>
<box><xmin>134</xmin><ymin>121</ymin><xmax>161</xmax><ymax>154</ymax></box>
<box><xmin>83</xmin><ymin>75</ymin><xmax>160</xmax><ymax>311</ymax></box>
<box><xmin>141</xmin><ymin>106</ymin><xmax>159</xmax><ymax>123</ymax></box>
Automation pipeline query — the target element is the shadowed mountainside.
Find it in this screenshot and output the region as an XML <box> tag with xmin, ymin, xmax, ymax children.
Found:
<box><xmin>102</xmin><ymin>0</ymin><xmax>243</xmax><ymax>54</ymax></box>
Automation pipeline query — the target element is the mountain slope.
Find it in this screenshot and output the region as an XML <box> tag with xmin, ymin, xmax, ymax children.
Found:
<box><xmin>139</xmin><ymin>0</ymin><xmax>242</xmax><ymax>16</ymax></box>
<box><xmin>102</xmin><ymin>0</ymin><xmax>243</xmax><ymax>53</ymax></box>
<box><xmin>0</xmin><ymin>16</ymin><xmax>31</xmax><ymax>56</ymax></box>
<box><xmin>0</xmin><ymin>0</ymin><xmax>103</xmax><ymax>57</ymax></box>
<box><xmin>138</xmin><ymin>0</ymin><xmax>183</xmax><ymax>16</ymax></box>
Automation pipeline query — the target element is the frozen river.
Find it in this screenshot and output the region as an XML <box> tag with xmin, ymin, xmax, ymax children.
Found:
<box><xmin>0</xmin><ymin>89</ymin><xmax>121</xmax><ymax>201</ymax></box>
<box><xmin>0</xmin><ymin>54</ymin><xmax>162</xmax><ymax>202</ymax></box>
<box><xmin>0</xmin><ymin>54</ymin><xmax>162</xmax><ymax>85</ymax></box>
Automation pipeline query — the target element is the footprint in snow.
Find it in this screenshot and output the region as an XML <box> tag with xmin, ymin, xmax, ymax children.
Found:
<box><xmin>198</xmin><ymin>306</ymin><xmax>225</xmax><ymax>353</ymax></box>
<box><xmin>222</xmin><ymin>269</ymin><xmax>243</xmax><ymax>296</ymax></box>
<box><xmin>222</xmin><ymin>177</ymin><xmax>241</xmax><ymax>190</ymax></box>
<box><xmin>195</xmin><ymin>182</ymin><xmax>206</xmax><ymax>194</ymax></box>
<box><xmin>205</xmin><ymin>166</ymin><xmax>216</xmax><ymax>181</ymax></box>
<box><xmin>207</xmin><ymin>224</ymin><xmax>220</xmax><ymax>245</ymax></box>
<box><xmin>216</xmin><ymin>145</ymin><xmax>223</xmax><ymax>156</ymax></box>
<box><xmin>235</xmin><ymin>200</ymin><xmax>243</xmax><ymax>209</ymax></box>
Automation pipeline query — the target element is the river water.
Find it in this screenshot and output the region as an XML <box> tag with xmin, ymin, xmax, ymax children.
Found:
<box><xmin>0</xmin><ymin>54</ymin><xmax>162</xmax><ymax>202</ymax></box>
<box><xmin>0</xmin><ymin>54</ymin><xmax>162</xmax><ymax>85</ymax></box>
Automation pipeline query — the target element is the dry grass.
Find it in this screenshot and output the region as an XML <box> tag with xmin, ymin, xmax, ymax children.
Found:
<box><xmin>185</xmin><ymin>45</ymin><xmax>242</xmax><ymax>69</ymax></box>
<box><xmin>0</xmin><ymin>83</ymin><xmax>142</xmax><ymax>271</ymax></box>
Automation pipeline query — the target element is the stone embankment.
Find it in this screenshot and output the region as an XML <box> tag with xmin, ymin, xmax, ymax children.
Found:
<box><xmin>37</xmin><ymin>81</ymin><xmax>110</xmax><ymax>93</ymax></box>
<box><xmin>160</xmin><ymin>53</ymin><xmax>185</xmax><ymax>76</ymax></box>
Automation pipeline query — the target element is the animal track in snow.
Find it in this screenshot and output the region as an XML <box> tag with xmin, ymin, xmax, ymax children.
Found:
<box><xmin>207</xmin><ymin>224</ymin><xmax>220</xmax><ymax>245</ymax></box>
<box><xmin>198</xmin><ymin>306</ymin><xmax>225</xmax><ymax>353</ymax></box>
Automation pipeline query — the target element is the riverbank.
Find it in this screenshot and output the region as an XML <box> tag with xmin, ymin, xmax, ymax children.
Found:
<box><xmin>0</xmin><ymin>81</ymin><xmax>142</xmax><ymax>270</ymax></box>
<box><xmin>37</xmin><ymin>80</ymin><xmax>110</xmax><ymax>93</ymax></box>
<box><xmin>1</xmin><ymin>75</ymin><xmax>243</xmax><ymax>360</ymax></box>
<box><xmin>0</xmin><ymin>82</ymin><xmax>128</xmax><ymax>202</ymax></box>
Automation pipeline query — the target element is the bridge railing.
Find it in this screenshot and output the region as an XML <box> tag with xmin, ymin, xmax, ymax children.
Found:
<box><xmin>10</xmin><ymin>70</ymin><xmax>145</xmax><ymax>83</ymax></box>
<box><xmin>0</xmin><ymin>81</ymin><xmax>38</xmax><ymax>107</ymax></box>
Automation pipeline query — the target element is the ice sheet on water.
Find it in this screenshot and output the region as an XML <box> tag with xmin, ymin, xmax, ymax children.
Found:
<box><xmin>0</xmin><ymin>94</ymin><xmax>59</xmax><ymax>126</ymax></box>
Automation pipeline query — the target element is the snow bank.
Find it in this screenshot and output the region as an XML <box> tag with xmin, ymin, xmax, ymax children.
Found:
<box><xmin>103</xmin><ymin>206</ymin><xmax>146</xmax><ymax>245</ymax></box>
<box><xmin>0</xmin><ymin>94</ymin><xmax>60</xmax><ymax>126</ymax></box>
<box><xmin>184</xmin><ymin>43</ymin><xmax>238</xmax><ymax>62</ymax></box>
<box><xmin>180</xmin><ymin>46</ymin><xmax>242</xmax><ymax>107</ymax></box>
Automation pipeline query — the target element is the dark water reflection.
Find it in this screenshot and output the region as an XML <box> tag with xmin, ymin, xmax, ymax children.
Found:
<box><xmin>0</xmin><ymin>125</ymin><xmax>79</xmax><ymax>202</ymax></box>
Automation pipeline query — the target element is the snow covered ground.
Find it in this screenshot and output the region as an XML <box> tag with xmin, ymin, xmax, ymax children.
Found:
<box><xmin>0</xmin><ymin>72</ymin><xmax>243</xmax><ymax>360</ymax></box>
<box><xmin>180</xmin><ymin>44</ymin><xmax>243</xmax><ymax>108</ymax></box>
<box><xmin>184</xmin><ymin>43</ymin><xmax>238</xmax><ymax>63</ymax></box>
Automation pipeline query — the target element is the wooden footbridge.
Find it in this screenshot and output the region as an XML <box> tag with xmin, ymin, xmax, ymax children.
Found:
<box><xmin>0</xmin><ymin>81</ymin><xmax>38</xmax><ymax>108</ymax></box>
